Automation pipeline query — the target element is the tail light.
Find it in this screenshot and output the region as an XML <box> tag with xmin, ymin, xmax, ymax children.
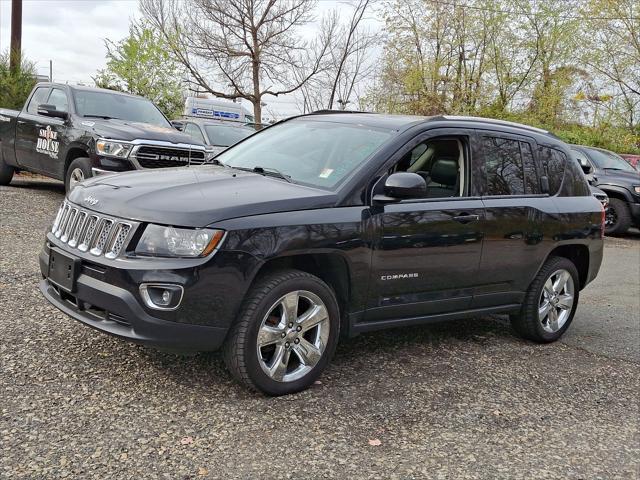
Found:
<box><xmin>600</xmin><ymin>203</ymin><xmax>605</xmax><ymax>238</ymax></box>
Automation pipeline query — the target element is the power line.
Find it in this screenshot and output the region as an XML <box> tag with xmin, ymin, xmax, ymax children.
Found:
<box><xmin>422</xmin><ymin>0</ymin><xmax>637</xmax><ymax>21</ymax></box>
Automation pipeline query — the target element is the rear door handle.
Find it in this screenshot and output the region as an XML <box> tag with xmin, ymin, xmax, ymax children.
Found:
<box><xmin>452</xmin><ymin>214</ymin><xmax>480</xmax><ymax>224</ymax></box>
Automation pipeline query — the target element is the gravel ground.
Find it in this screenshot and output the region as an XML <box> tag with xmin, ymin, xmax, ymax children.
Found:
<box><xmin>1</xmin><ymin>176</ymin><xmax>639</xmax><ymax>480</ymax></box>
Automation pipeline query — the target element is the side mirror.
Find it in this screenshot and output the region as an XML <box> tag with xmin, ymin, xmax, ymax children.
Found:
<box><xmin>37</xmin><ymin>104</ymin><xmax>68</xmax><ymax>119</ymax></box>
<box><xmin>374</xmin><ymin>172</ymin><xmax>426</xmax><ymax>202</ymax></box>
<box><xmin>578</xmin><ymin>157</ymin><xmax>592</xmax><ymax>175</ymax></box>
<box><xmin>171</xmin><ymin>120</ymin><xmax>185</xmax><ymax>131</ymax></box>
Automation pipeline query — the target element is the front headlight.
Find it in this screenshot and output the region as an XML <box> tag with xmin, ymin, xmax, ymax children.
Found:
<box><xmin>633</xmin><ymin>185</ymin><xmax>640</xmax><ymax>194</ymax></box>
<box><xmin>135</xmin><ymin>225</ymin><xmax>225</xmax><ymax>258</ymax></box>
<box><xmin>96</xmin><ymin>139</ymin><xmax>132</xmax><ymax>158</ymax></box>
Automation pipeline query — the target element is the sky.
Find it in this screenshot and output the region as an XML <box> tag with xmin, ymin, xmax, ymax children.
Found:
<box><xmin>0</xmin><ymin>0</ymin><xmax>382</xmax><ymax>119</ymax></box>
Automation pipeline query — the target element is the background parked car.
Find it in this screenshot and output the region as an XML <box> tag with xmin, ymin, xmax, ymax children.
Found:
<box><xmin>571</xmin><ymin>145</ymin><xmax>640</xmax><ymax>235</ymax></box>
<box><xmin>174</xmin><ymin>118</ymin><xmax>259</xmax><ymax>155</ymax></box>
<box><xmin>589</xmin><ymin>185</ymin><xmax>609</xmax><ymax>209</ymax></box>
<box><xmin>619</xmin><ymin>154</ymin><xmax>640</xmax><ymax>171</ymax></box>
<box><xmin>0</xmin><ymin>83</ymin><xmax>209</xmax><ymax>191</ymax></box>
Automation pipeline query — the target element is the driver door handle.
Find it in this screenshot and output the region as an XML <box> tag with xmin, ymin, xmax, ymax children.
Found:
<box><xmin>452</xmin><ymin>214</ymin><xmax>480</xmax><ymax>224</ymax></box>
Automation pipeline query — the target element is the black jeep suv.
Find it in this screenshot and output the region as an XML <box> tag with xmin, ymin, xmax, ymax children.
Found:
<box><xmin>39</xmin><ymin>113</ymin><xmax>604</xmax><ymax>395</ymax></box>
<box><xmin>571</xmin><ymin>145</ymin><xmax>640</xmax><ymax>235</ymax></box>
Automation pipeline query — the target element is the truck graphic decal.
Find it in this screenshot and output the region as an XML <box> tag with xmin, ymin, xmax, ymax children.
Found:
<box><xmin>36</xmin><ymin>125</ymin><xmax>59</xmax><ymax>159</ymax></box>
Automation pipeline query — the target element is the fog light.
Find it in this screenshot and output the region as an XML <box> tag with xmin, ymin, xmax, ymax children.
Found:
<box><xmin>139</xmin><ymin>283</ymin><xmax>184</xmax><ymax>311</ymax></box>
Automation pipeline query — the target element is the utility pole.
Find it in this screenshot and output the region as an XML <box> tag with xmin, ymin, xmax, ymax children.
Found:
<box><xmin>49</xmin><ymin>60</ymin><xmax>53</xmax><ymax>82</ymax></box>
<box><xmin>10</xmin><ymin>0</ymin><xmax>22</xmax><ymax>74</ymax></box>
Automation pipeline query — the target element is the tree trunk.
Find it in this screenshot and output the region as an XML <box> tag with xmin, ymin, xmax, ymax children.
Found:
<box><xmin>10</xmin><ymin>0</ymin><xmax>22</xmax><ymax>74</ymax></box>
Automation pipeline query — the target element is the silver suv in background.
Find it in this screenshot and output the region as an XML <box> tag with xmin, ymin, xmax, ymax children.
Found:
<box><xmin>174</xmin><ymin>118</ymin><xmax>259</xmax><ymax>156</ymax></box>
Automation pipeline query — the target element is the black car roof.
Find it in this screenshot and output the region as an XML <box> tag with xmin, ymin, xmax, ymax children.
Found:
<box><xmin>297</xmin><ymin>111</ymin><xmax>556</xmax><ymax>138</ymax></box>
<box><xmin>41</xmin><ymin>82</ymin><xmax>144</xmax><ymax>99</ymax></box>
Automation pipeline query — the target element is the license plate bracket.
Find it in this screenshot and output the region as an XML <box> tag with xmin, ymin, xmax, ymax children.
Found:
<box><xmin>48</xmin><ymin>248</ymin><xmax>79</xmax><ymax>293</ymax></box>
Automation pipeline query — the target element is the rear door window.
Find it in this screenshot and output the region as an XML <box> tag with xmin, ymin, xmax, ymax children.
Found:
<box><xmin>482</xmin><ymin>136</ymin><xmax>525</xmax><ymax>195</ymax></box>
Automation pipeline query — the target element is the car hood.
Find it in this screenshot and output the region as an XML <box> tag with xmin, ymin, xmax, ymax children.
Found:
<box><xmin>68</xmin><ymin>166</ymin><xmax>337</xmax><ymax>226</ymax></box>
<box><xmin>84</xmin><ymin>118</ymin><xmax>204</xmax><ymax>145</ymax></box>
<box><xmin>596</xmin><ymin>169</ymin><xmax>640</xmax><ymax>186</ymax></box>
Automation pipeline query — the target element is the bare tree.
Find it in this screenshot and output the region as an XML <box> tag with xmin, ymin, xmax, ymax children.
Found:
<box><xmin>140</xmin><ymin>0</ymin><xmax>330</xmax><ymax>125</ymax></box>
<box><xmin>297</xmin><ymin>0</ymin><xmax>377</xmax><ymax>112</ymax></box>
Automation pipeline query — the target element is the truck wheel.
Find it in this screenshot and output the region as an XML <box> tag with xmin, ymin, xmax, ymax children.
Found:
<box><xmin>604</xmin><ymin>198</ymin><xmax>631</xmax><ymax>236</ymax></box>
<box><xmin>511</xmin><ymin>256</ymin><xmax>579</xmax><ymax>343</ymax></box>
<box><xmin>0</xmin><ymin>155</ymin><xmax>14</xmax><ymax>186</ymax></box>
<box><xmin>65</xmin><ymin>157</ymin><xmax>92</xmax><ymax>192</ymax></box>
<box><xmin>223</xmin><ymin>269</ymin><xmax>340</xmax><ymax>396</ymax></box>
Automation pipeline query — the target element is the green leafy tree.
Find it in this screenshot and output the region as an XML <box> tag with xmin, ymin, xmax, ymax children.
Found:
<box><xmin>0</xmin><ymin>50</ymin><xmax>37</xmax><ymax>110</ymax></box>
<box><xmin>94</xmin><ymin>23</ymin><xmax>185</xmax><ymax>118</ymax></box>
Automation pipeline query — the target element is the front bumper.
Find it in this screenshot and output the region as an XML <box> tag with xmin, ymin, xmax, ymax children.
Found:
<box><xmin>38</xmin><ymin>245</ymin><xmax>242</xmax><ymax>352</ymax></box>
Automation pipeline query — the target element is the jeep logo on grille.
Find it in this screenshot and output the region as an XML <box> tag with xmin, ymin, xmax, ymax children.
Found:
<box><xmin>83</xmin><ymin>195</ymin><xmax>99</xmax><ymax>206</ymax></box>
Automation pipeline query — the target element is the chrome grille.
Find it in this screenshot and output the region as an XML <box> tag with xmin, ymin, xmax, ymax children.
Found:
<box><xmin>79</xmin><ymin>215</ymin><xmax>99</xmax><ymax>252</ymax></box>
<box><xmin>68</xmin><ymin>211</ymin><xmax>87</xmax><ymax>248</ymax></box>
<box><xmin>50</xmin><ymin>201</ymin><xmax>134</xmax><ymax>259</ymax></box>
<box><xmin>105</xmin><ymin>224</ymin><xmax>131</xmax><ymax>259</ymax></box>
<box><xmin>132</xmin><ymin>144</ymin><xmax>206</xmax><ymax>168</ymax></box>
<box><xmin>90</xmin><ymin>219</ymin><xmax>114</xmax><ymax>256</ymax></box>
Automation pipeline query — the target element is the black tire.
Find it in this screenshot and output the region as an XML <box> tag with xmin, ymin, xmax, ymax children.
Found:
<box><xmin>0</xmin><ymin>154</ymin><xmax>15</xmax><ymax>186</ymax></box>
<box><xmin>510</xmin><ymin>256</ymin><xmax>580</xmax><ymax>343</ymax></box>
<box><xmin>64</xmin><ymin>157</ymin><xmax>92</xmax><ymax>192</ymax></box>
<box><xmin>223</xmin><ymin>269</ymin><xmax>340</xmax><ymax>396</ymax></box>
<box><xmin>604</xmin><ymin>198</ymin><xmax>631</xmax><ymax>236</ymax></box>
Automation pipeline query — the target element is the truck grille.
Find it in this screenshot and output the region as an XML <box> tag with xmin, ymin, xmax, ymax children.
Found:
<box><xmin>51</xmin><ymin>201</ymin><xmax>134</xmax><ymax>259</ymax></box>
<box><xmin>134</xmin><ymin>145</ymin><xmax>206</xmax><ymax>168</ymax></box>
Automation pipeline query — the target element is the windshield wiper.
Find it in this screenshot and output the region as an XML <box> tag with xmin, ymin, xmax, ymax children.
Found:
<box><xmin>231</xmin><ymin>166</ymin><xmax>292</xmax><ymax>183</ymax></box>
<box><xmin>83</xmin><ymin>114</ymin><xmax>121</xmax><ymax>120</ymax></box>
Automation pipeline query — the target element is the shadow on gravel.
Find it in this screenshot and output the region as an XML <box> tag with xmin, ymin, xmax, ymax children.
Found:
<box><xmin>126</xmin><ymin>315</ymin><xmax>518</xmax><ymax>394</ymax></box>
<box><xmin>608</xmin><ymin>227</ymin><xmax>640</xmax><ymax>240</ymax></box>
<box><xmin>9</xmin><ymin>178</ymin><xmax>65</xmax><ymax>194</ymax></box>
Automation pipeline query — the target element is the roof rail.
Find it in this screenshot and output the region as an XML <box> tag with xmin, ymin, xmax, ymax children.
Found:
<box><xmin>442</xmin><ymin>115</ymin><xmax>551</xmax><ymax>135</ymax></box>
<box><xmin>308</xmin><ymin>109</ymin><xmax>368</xmax><ymax>115</ymax></box>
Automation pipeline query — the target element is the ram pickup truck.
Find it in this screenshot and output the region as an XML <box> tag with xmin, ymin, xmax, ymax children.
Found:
<box><xmin>39</xmin><ymin>112</ymin><xmax>604</xmax><ymax>395</ymax></box>
<box><xmin>0</xmin><ymin>83</ymin><xmax>211</xmax><ymax>191</ymax></box>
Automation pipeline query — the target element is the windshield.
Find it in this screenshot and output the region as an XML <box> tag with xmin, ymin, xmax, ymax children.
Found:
<box><xmin>73</xmin><ymin>90</ymin><xmax>171</xmax><ymax>128</ymax></box>
<box><xmin>204</xmin><ymin>124</ymin><xmax>255</xmax><ymax>147</ymax></box>
<box><xmin>586</xmin><ymin>147</ymin><xmax>636</xmax><ymax>172</ymax></box>
<box><xmin>217</xmin><ymin>119</ymin><xmax>394</xmax><ymax>189</ymax></box>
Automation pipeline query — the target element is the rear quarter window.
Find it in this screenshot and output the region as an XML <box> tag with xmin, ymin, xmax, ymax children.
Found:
<box><xmin>539</xmin><ymin>146</ymin><xmax>589</xmax><ymax>197</ymax></box>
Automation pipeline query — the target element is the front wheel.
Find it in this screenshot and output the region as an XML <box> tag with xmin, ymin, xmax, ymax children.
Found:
<box><xmin>64</xmin><ymin>157</ymin><xmax>93</xmax><ymax>192</ymax></box>
<box><xmin>223</xmin><ymin>269</ymin><xmax>340</xmax><ymax>395</ymax></box>
<box><xmin>604</xmin><ymin>198</ymin><xmax>631</xmax><ymax>236</ymax></box>
<box><xmin>511</xmin><ymin>256</ymin><xmax>579</xmax><ymax>343</ymax></box>
<box><xmin>0</xmin><ymin>154</ymin><xmax>15</xmax><ymax>185</ymax></box>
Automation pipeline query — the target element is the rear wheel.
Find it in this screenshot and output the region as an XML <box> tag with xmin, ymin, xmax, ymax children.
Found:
<box><xmin>64</xmin><ymin>157</ymin><xmax>92</xmax><ymax>192</ymax></box>
<box><xmin>604</xmin><ymin>198</ymin><xmax>631</xmax><ymax>235</ymax></box>
<box><xmin>0</xmin><ymin>155</ymin><xmax>15</xmax><ymax>185</ymax></box>
<box><xmin>223</xmin><ymin>269</ymin><xmax>340</xmax><ymax>395</ymax></box>
<box><xmin>511</xmin><ymin>256</ymin><xmax>579</xmax><ymax>343</ymax></box>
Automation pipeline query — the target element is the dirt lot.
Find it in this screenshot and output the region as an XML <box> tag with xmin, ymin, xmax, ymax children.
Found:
<box><xmin>1</xmin><ymin>176</ymin><xmax>639</xmax><ymax>479</ymax></box>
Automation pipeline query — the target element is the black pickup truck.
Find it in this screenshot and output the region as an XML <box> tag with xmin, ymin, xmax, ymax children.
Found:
<box><xmin>571</xmin><ymin>145</ymin><xmax>640</xmax><ymax>235</ymax></box>
<box><xmin>39</xmin><ymin>113</ymin><xmax>604</xmax><ymax>395</ymax></box>
<box><xmin>0</xmin><ymin>83</ymin><xmax>211</xmax><ymax>191</ymax></box>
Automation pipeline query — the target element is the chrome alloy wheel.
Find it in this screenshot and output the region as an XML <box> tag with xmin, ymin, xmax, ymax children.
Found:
<box><xmin>256</xmin><ymin>290</ymin><xmax>330</xmax><ymax>383</ymax></box>
<box><xmin>539</xmin><ymin>269</ymin><xmax>575</xmax><ymax>333</ymax></box>
<box><xmin>69</xmin><ymin>167</ymin><xmax>85</xmax><ymax>191</ymax></box>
